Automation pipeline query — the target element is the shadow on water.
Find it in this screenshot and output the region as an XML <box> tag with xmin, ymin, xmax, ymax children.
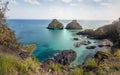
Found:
<box><xmin>34</xmin><ymin>48</ymin><xmax>60</xmax><ymax>62</ymax></box>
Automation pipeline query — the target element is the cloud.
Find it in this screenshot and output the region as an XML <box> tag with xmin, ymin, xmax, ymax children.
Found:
<box><xmin>24</xmin><ymin>0</ymin><xmax>40</xmax><ymax>5</ymax></box>
<box><xmin>47</xmin><ymin>0</ymin><xmax>55</xmax><ymax>1</ymax></box>
<box><xmin>70</xmin><ymin>3</ymin><xmax>77</xmax><ymax>6</ymax></box>
<box><xmin>61</xmin><ymin>0</ymin><xmax>72</xmax><ymax>3</ymax></box>
<box><xmin>77</xmin><ymin>0</ymin><xmax>83</xmax><ymax>2</ymax></box>
<box><xmin>93</xmin><ymin>0</ymin><xmax>102</xmax><ymax>2</ymax></box>
<box><xmin>101</xmin><ymin>2</ymin><xmax>112</xmax><ymax>6</ymax></box>
<box><xmin>10</xmin><ymin>0</ymin><xmax>18</xmax><ymax>4</ymax></box>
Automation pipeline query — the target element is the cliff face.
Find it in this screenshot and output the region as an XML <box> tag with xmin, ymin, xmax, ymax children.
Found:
<box><xmin>0</xmin><ymin>23</ymin><xmax>19</xmax><ymax>48</ymax></box>
<box><xmin>94</xmin><ymin>21</ymin><xmax>120</xmax><ymax>40</ymax></box>
<box><xmin>66</xmin><ymin>20</ymin><xmax>82</xmax><ymax>29</ymax></box>
<box><xmin>47</xmin><ymin>19</ymin><xmax>64</xmax><ymax>29</ymax></box>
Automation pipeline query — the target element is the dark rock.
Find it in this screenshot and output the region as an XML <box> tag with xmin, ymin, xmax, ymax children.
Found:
<box><xmin>74</xmin><ymin>41</ymin><xmax>91</xmax><ymax>47</ymax></box>
<box><xmin>94</xmin><ymin>51</ymin><xmax>109</xmax><ymax>64</ymax></box>
<box><xmin>83</xmin><ymin>41</ymin><xmax>91</xmax><ymax>45</ymax></box>
<box><xmin>47</xmin><ymin>19</ymin><xmax>64</xmax><ymax>29</ymax></box>
<box><xmin>73</xmin><ymin>38</ymin><xmax>79</xmax><ymax>41</ymax></box>
<box><xmin>86</xmin><ymin>46</ymin><xmax>96</xmax><ymax>49</ymax></box>
<box><xmin>66</xmin><ymin>20</ymin><xmax>82</xmax><ymax>29</ymax></box>
<box><xmin>53</xmin><ymin>50</ymin><xmax>76</xmax><ymax>65</ymax></box>
<box><xmin>76</xmin><ymin>29</ymin><xmax>95</xmax><ymax>37</ymax></box>
<box><xmin>44</xmin><ymin>50</ymin><xmax>76</xmax><ymax>66</ymax></box>
<box><xmin>19</xmin><ymin>51</ymin><xmax>30</xmax><ymax>59</ymax></box>
<box><xmin>98</xmin><ymin>44</ymin><xmax>104</xmax><ymax>47</ymax></box>
<box><xmin>74</xmin><ymin>42</ymin><xmax>81</xmax><ymax>47</ymax></box>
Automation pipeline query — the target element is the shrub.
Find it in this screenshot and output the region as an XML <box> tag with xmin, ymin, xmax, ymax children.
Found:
<box><xmin>114</xmin><ymin>49</ymin><xmax>120</xmax><ymax>57</ymax></box>
<box><xmin>0</xmin><ymin>54</ymin><xmax>18</xmax><ymax>75</ymax></box>
<box><xmin>69</xmin><ymin>68</ymin><xmax>83</xmax><ymax>75</ymax></box>
<box><xmin>50</xmin><ymin>64</ymin><xmax>62</xmax><ymax>72</ymax></box>
<box><xmin>21</xmin><ymin>44</ymin><xmax>36</xmax><ymax>53</ymax></box>
<box><xmin>0</xmin><ymin>53</ymin><xmax>40</xmax><ymax>75</ymax></box>
<box><xmin>86</xmin><ymin>59</ymin><xmax>97</xmax><ymax>68</ymax></box>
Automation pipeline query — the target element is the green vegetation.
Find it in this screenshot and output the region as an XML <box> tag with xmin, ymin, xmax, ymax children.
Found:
<box><xmin>69</xmin><ymin>68</ymin><xmax>83</xmax><ymax>75</ymax></box>
<box><xmin>21</xmin><ymin>44</ymin><xmax>36</xmax><ymax>53</ymax></box>
<box><xmin>0</xmin><ymin>53</ymin><xmax>40</xmax><ymax>75</ymax></box>
<box><xmin>50</xmin><ymin>63</ymin><xmax>62</xmax><ymax>72</ymax></box>
<box><xmin>86</xmin><ymin>59</ymin><xmax>97</xmax><ymax>68</ymax></box>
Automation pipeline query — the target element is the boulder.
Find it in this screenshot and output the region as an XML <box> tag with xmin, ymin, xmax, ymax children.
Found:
<box><xmin>44</xmin><ymin>50</ymin><xmax>76</xmax><ymax>65</ymax></box>
<box><xmin>98</xmin><ymin>44</ymin><xmax>104</xmax><ymax>47</ymax></box>
<box><xmin>53</xmin><ymin>50</ymin><xmax>76</xmax><ymax>65</ymax></box>
<box><xmin>86</xmin><ymin>46</ymin><xmax>96</xmax><ymax>49</ymax></box>
<box><xmin>74</xmin><ymin>42</ymin><xmax>81</xmax><ymax>47</ymax></box>
<box><xmin>76</xmin><ymin>29</ymin><xmax>95</xmax><ymax>37</ymax></box>
<box><xmin>94</xmin><ymin>51</ymin><xmax>109</xmax><ymax>63</ymax></box>
<box><xmin>73</xmin><ymin>38</ymin><xmax>79</xmax><ymax>41</ymax></box>
<box><xmin>47</xmin><ymin>19</ymin><xmax>64</xmax><ymax>29</ymax></box>
<box><xmin>66</xmin><ymin>20</ymin><xmax>82</xmax><ymax>29</ymax></box>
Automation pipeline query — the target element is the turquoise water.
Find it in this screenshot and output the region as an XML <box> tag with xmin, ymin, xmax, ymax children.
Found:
<box><xmin>7</xmin><ymin>20</ymin><xmax>111</xmax><ymax>65</ymax></box>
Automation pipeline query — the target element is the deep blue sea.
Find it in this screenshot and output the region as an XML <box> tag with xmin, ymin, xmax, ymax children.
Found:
<box><xmin>7</xmin><ymin>19</ymin><xmax>111</xmax><ymax>65</ymax></box>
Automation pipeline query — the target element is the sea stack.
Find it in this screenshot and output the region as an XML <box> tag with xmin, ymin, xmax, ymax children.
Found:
<box><xmin>65</xmin><ymin>20</ymin><xmax>82</xmax><ymax>29</ymax></box>
<box><xmin>47</xmin><ymin>19</ymin><xmax>64</xmax><ymax>29</ymax></box>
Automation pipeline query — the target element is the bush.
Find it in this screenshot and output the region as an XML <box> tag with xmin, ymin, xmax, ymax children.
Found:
<box><xmin>69</xmin><ymin>68</ymin><xmax>83</xmax><ymax>75</ymax></box>
<box><xmin>114</xmin><ymin>49</ymin><xmax>120</xmax><ymax>57</ymax></box>
<box><xmin>50</xmin><ymin>64</ymin><xmax>62</xmax><ymax>72</ymax></box>
<box><xmin>86</xmin><ymin>59</ymin><xmax>97</xmax><ymax>68</ymax></box>
<box><xmin>0</xmin><ymin>53</ymin><xmax>40</xmax><ymax>75</ymax></box>
<box><xmin>21</xmin><ymin>44</ymin><xmax>36</xmax><ymax>53</ymax></box>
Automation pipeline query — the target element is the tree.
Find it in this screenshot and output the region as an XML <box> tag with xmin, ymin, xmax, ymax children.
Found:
<box><xmin>0</xmin><ymin>0</ymin><xmax>9</xmax><ymax>24</ymax></box>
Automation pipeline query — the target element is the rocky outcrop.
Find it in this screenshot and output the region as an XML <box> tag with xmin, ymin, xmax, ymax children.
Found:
<box><xmin>44</xmin><ymin>50</ymin><xmax>76</xmax><ymax>65</ymax></box>
<box><xmin>47</xmin><ymin>19</ymin><xmax>64</xmax><ymax>29</ymax></box>
<box><xmin>0</xmin><ymin>23</ymin><xmax>20</xmax><ymax>48</ymax></box>
<box><xmin>66</xmin><ymin>20</ymin><xmax>82</xmax><ymax>29</ymax></box>
<box><xmin>76</xmin><ymin>18</ymin><xmax>120</xmax><ymax>41</ymax></box>
<box><xmin>94</xmin><ymin>51</ymin><xmax>109</xmax><ymax>65</ymax></box>
<box><xmin>76</xmin><ymin>29</ymin><xmax>95</xmax><ymax>37</ymax></box>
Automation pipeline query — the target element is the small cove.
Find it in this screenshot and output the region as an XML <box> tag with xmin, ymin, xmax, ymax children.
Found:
<box><xmin>7</xmin><ymin>19</ymin><xmax>111</xmax><ymax>65</ymax></box>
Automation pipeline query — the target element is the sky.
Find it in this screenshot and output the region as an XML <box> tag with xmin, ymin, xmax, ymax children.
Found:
<box><xmin>3</xmin><ymin>0</ymin><xmax>120</xmax><ymax>20</ymax></box>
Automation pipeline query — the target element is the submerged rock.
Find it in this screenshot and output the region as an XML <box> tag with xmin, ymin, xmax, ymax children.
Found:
<box><xmin>73</xmin><ymin>38</ymin><xmax>79</xmax><ymax>41</ymax></box>
<box><xmin>66</xmin><ymin>20</ymin><xmax>82</xmax><ymax>29</ymax></box>
<box><xmin>47</xmin><ymin>19</ymin><xmax>64</xmax><ymax>29</ymax></box>
<box><xmin>74</xmin><ymin>42</ymin><xmax>81</xmax><ymax>47</ymax></box>
<box><xmin>86</xmin><ymin>46</ymin><xmax>96</xmax><ymax>49</ymax></box>
<box><xmin>44</xmin><ymin>50</ymin><xmax>76</xmax><ymax>65</ymax></box>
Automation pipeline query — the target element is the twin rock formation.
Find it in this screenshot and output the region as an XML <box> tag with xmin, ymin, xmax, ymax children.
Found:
<box><xmin>47</xmin><ymin>19</ymin><xmax>82</xmax><ymax>29</ymax></box>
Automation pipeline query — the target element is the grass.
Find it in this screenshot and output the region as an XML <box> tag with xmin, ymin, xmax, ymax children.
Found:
<box><xmin>69</xmin><ymin>68</ymin><xmax>83</xmax><ymax>75</ymax></box>
<box><xmin>86</xmin><ymin>59</ymin><xmax>97</xmax><ymax>68</ymax></box>
<box><xmin>0</xmin><ymin>53</ymin><xmax>40</xmax><ymax>75</ymax></box>
<box><xmin>50</xmin><ymin>63</ymin><xmax>62</xmax><ymax>72</ymax></box>
<box><xmin>114</xmin><ymin>49</ymin><xmax>120</xmax><ymax>57</ymax></box>
<box><xmin>21</xmin><ymin>44</ymin><xmax>36</xmax><ymax>53</ymax></box>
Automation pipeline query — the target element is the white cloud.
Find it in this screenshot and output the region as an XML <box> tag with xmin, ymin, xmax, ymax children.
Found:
<box><xmin>10</xmin><ymin>0</ymin><xmax>18</xmax><ymax>4</ymax></box>
<box><xmin>70</xmin><ymin>3</ymin><xmax>77</xmax><ymax>6</ymax></box>
<box><xmin>101</xmin><ymin>2</ymin><xmax>112</xmax><ymax>6</ymax></box>
<box><xmin>47</xmin><ymin>0</ymin><xmax>55</xmax><ymax>1</ymax></box>
<box><xmin>61</xmin><ymin>0</ymin><xmax>72</xmax><ymax>3</ymax></box>
<box><xmin>24</xmin><ymin>0</ymin><xmax>40</xmax><ymax>5</ymax></box>
<box><xmin>93</xmin><ymin>0</ymin><xmax>102</xmax><ymax>2</ymax></box>
<box><xmin>77</xmin><ymin>0</ymin><xmax>83</xmax><ymax>2</ymax></box>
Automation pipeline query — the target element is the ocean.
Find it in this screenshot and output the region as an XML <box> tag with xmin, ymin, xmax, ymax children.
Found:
<box><xmin>7</xmin><ymin>19</ymin><xmax>111</xmax><ymax>65</ymax></box>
